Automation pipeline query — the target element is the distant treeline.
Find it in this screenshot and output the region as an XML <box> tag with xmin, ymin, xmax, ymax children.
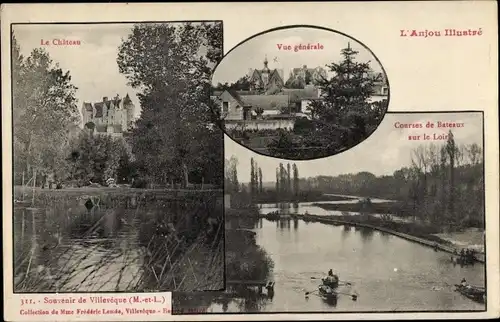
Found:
<box><xmin>300</xmin><ymin>137</ymin><xmax>484</xmax><ymax>229</ymax></box>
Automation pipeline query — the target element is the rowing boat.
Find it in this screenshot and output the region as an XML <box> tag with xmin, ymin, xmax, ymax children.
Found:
<box><xmin>318</xmin><ymin>285</ymin><xmax>338</xmax><ymax>300</ymax></box>
<box><xmin>455</xmin><ymin>284</ymin><xmax>486</xmax><ymax>303</ymax></box>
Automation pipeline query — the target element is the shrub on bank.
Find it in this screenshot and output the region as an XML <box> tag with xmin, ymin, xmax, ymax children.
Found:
<box><xmin>225</xmin><ymin>228</ymin><xmax>274</xmax><ymax>283</ymax></box>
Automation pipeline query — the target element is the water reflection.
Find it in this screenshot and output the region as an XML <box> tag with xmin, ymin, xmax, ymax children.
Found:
<box><xmin>13</xmin><ymin>194</ymin><xmax>223</xmax><ymax>293</ymax></box>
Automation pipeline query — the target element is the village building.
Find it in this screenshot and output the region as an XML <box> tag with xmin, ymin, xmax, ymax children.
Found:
<box><xmin>81</xmin><ymin>94</ymin><xmax>135</xmax><ymax>137</ymax></box>
<box><xmin>285</xmin><ymin>65</ymin><xmax>328</xmax><ymax>87</ymax></box>
<box><xmin>214</xmin><ymin>57</ymin><xmax>389</xmax><ymax>131</ymax></box>
<box><xmin>368</xmin><ymin>72</ymin><xmax>389</xmax><ymax>102</ymax></box>
<box><xmin>248</xmin><ymin>57</ymin><xmax>285</xmax><ymax>93</ymax></box>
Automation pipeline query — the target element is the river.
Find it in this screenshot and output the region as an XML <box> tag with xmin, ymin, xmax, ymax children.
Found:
<box><xmin>257</xmin><ymin>195</ymin><xmax>415</xmax><ymax>223</ymax></box>
<box><xmin>13</xmin><ymin>192</ymin><xmax>224</xmax><ymax>293</ymax></box>
<box><xmin>193</xmin><ymin>195</ymin><xmax>485</xmax><ymax>313</ymax></box>
<box><xmin>205</xmin><ymin>218</ymin><xmax>485</xmax><ymax>313</ymax></box>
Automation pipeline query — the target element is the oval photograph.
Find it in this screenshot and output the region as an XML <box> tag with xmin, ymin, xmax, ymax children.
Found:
<box><xmin>210</xmin><ymin>26</ymin><xmax>390</xmax><ymax>160</ymax></box>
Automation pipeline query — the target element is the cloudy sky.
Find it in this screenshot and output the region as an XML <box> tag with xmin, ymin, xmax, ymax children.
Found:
<box><xmin>226</xmin><ymin>112</ymin><xmax>483</xmax><ymax>183</ymax></box>
<box><xmin>212</xmin><ymin>26</ymin><xmax>384</xmax><ymax>85</ymax></box>
<box><xmin>13</xmin><ymin>23</ymin><xmax>143</xmax><ymax>121</ymax></box>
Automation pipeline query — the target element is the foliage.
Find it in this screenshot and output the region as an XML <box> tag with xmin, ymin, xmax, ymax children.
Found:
<box><xmin>225</xmin><ymin>156</ymin><xmax>239</xmax><ymax>193</ymax></box>
<box><xmin>67</xmin><ymin>131</ymin><xmax>130</xmax><ymax>185</ymax></box>
<box><xmin>117</xmin><ymin>22</ymin><xmax>223</xmax><ymax>187</ymax></box>
<box><xmin>225</xmin><ymin>229</ymin><xmax>274</xmax><ymax>282</ymax></box>
<box><xmin>12</xmin><ymin>33</ymin><xmax>80</xmax><ymax>184</ymax></box>
<box><xmin>300</xmin><ymin>137</ymin><xmax>484</xmax><ymax>230</ymax></box>
<box><xmin>267</xmin><ymin>45</ymin><xmax>388</xmax><ymax>159</ymax></box>
<box><xmin>213</xmin><ymin>75</ymin><xmax>252</xmax><ymax>91</ymax></box>
<box><xmin>284</xmin><ymin>75</ymin><xmax>305</xmax><ymax>89</ymax></box>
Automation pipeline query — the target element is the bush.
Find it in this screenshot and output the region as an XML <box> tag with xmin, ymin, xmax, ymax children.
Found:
<box><xmin>131</xmin><ymin>178</ymin><xmax>148</xmax><ymax>188</ymax></box>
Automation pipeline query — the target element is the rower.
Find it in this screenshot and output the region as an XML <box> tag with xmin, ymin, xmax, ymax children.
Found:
<box><xmin>323</xmin><ymin>269</ymin><xmax>339</xmax><ymax>287</ymax></box>
<box><xmin>461</xmin><ymin>278</ymin><xmax>468</xmax><ymax>287</ymax></box>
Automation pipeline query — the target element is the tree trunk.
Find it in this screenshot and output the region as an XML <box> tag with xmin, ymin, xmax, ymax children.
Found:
<box><xmin>182</xmin><ymin>163</ymin><xmax>189</xmax><ymax>188</ymax></box>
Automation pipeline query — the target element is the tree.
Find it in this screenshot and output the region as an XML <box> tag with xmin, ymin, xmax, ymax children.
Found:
<box><xmin>304</xmin><ymin>69</ymin><xmax>312</xmax><ymax>85</ymax></box>
<box><xmin>303</xmin><ymin>43</ymin><xmax>384</xmax><ymax>155</ymax></box>
<box><xmin>117</xmin><ymin>22</ymin><xmax>223</xmax><ymax>187</ymax></box>
<box><xmin>285</xmin><ymin>75</ymin><xmax>305</xmax><ymax>89</ymax></box>
<box><xmin>258</xmin><ymin>167</ymin><xmax>263</xmax><ymax>193</ymax></box>
<box><xmin>254</xmin><ymin>106</ymin><xmax>264</xmax><ymax>118</ymax></box>
<box><xmin>250</xmin><ymin>157</ymin><xmax>256</xmax><ymax>196</ymax></box>
<box><xmin>224</xmin><ymin>156</ymin><xmax>239</xmax><ymax>193</ymax></box>
<box><xmin>12</xmin><ymin>33</ymin><xmax>80</xmax><ymax>185</ymax></box>
<box><xmin>279</xmin><ymin>163</ymin><xmax>286</xmax><ymax>195</ymax></box>
<box><xmin>446</xmin><ymin>130</ymin><xmax>457</xmax><ymax>222</ymax></box>
<box><xmin>275</xmin><ymin>168</ymin><xmax>280</xmax><ymax>195</ymax></box>
<box><xmin>267</xmin><ymin>44</ymin><xmax>387</xmax><ymax>160</ymax></box>
<box><xmin>69</xmin><ymin>131</ymin><xmax>128</xmax><ymax>185</ymax></box>
<box><xmin>292</xmin><ymin>163</ymin><xmax>299</xmax><ymax>198</ymax></box>
<box><xmin>287</xmin><ymin>163</ymin><xmax>291</xmax><ymax>196</ymax></box>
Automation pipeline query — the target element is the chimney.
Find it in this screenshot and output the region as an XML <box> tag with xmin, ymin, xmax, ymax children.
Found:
<box><xmin>103</xmin><ymin>97</ymin><xmax>108</xmax><ymax>102</ymax></box>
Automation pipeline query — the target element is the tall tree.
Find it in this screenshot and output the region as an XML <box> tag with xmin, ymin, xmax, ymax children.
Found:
<box><xmin>446</xmin><ymin>130</ymin><xmax>457</xmax><ymax>222</ymax></box>
<box><xmin>224</xmin><ymin>156</ymin><xmax>239</xmax><ymax>193</ymax></box>
<box><xmin>305</xmin><ymin>43</ymin><xmax>382</xmax><ymax>153</ymax></box>
<box><xmin>117</xmin><ymin>22</ymin><xmax>223</xmax><ymax>187</ymax></box>
<box><xmin>292</xmin><ymin>163</ymin><xmax>299</xmax><ymax>198</ymax></box>
<box><xmin>279</xmin><ymin>163</ymin><xmax>286</xmax><ymax>195</ymax></box>
<box><xmin>12</xmin><ymin>33</ymin><xmax>80</xmax><ymax>184</ymax></box>
<box><xmin>287</xmin><ymin>163</ymin><xmax>292</xmax><ymax>196</ymax></box>
<box><xmin>250</xmin><ymin>157</ymin><xmax>255</xmax><ymax>196</ymax></box>
<box><xmin>275</xmin><ymin>167</ymin><xmax>280</xmax><ymax>195</ymax></box>
<box><xmin>258</xmin><ymin>167</ymin><xmax>263</xmax><ymax>193</ymax></box>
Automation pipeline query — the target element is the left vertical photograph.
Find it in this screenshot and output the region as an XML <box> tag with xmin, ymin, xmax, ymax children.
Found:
<box><xmin>11</xmin><ymin>21</ymin><xmax>225</xmax><ymax>293</ymax></box>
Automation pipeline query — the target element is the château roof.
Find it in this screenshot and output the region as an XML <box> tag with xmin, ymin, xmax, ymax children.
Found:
<box><xmin>94</xmin><ymin>103</ymin><xmax>104</xmax><ymax>117</ymax></box>
<box><xmin>83</xmin><ymin>102</ymin><xmax>93</xmax><ymax>111</ymax></box>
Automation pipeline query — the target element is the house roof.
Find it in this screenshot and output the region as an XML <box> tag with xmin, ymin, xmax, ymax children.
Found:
<box><xmin>235</xmin><ymin>90</ymin><xmax>263</xmax><ymax>96</ymax></box>
<box><xmin>239</xmin><ymin>94</ymin><xmax>289</xmax><ymax>111</ymax></box>
<box><xmin>225</xmin><ymin>90</ymin><xmax>250</xmax><ymax>107</ymax></box>
<box><xmin>283</xmin><ymin>87</ymin><xmax>320</xmax><ymax>103</ymax></box>
<box><xmin>251</xmin><ymin>69</ymin><xmax>284</xmax><ymax>85</ymax></box>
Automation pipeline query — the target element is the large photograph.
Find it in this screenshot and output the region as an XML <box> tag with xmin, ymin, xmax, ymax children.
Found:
<box><xmin>173</xmin><ymin>111</ymin><xmax>486</xmax><ymax>313</ymax></box>
<box><xmin>211</xmin><ymin>26</ymin><xmax>389</xmax><ymax>160</ymax></box>
<box><xmin>11</xmin><ymin>22</ymin><xmax>225</xmax><ymax>293</ymax></box>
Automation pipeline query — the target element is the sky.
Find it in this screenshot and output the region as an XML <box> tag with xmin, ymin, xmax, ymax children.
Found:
<box><xmin>225</xmin><ymin>112</ymin><xmax>483</xmax><ymax>183</ymax></box>
<box><xmin>212</xmin><ymin>26</ymin><xmax>384</xmax><ymax>86</ymax></box>
<box><xmin>13</xmin><ymin>24</ymin><xmax>142</xmax><ymax>122</ymax></box>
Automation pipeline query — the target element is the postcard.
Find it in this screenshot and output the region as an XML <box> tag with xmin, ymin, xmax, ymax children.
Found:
<box><xmin>1</xmin><ymin>2</ymin><xmax>498</xmax><ymax>321</ymax></box>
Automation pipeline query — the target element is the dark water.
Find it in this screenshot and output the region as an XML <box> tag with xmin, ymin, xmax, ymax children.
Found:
<box><xmin>206</xmin><ymin>218</ymin><xmax>485</xmax><ymax>313</ymax></box>
<box><xmin>13</xmin><ymin>195</ymin><xmax>224</xmax><ymax>293</ymax></box>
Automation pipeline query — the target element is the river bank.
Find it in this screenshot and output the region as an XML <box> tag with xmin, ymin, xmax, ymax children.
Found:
<box><xmin>173</xmin><ymin>209</ymin><xmax>274</xmax><ymax>314</ymax></box>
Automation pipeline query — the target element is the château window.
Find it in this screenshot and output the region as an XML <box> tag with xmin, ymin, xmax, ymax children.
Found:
<box><xmin>222</xmin><ymin>101</ymin><xmax>229</xmax><ymax>114</ymax></box>
<box><xmin>382</xmin><ymin>87</ymin><xmax>388</xmax><ymax>95</ymax></box>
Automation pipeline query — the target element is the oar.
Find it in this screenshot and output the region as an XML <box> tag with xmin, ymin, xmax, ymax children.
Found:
<box><xmin>310</xmin><ymin>277</ymin><xmax>352</xmax><ymax>286</ymax></box>
<box><xmin>337</xmin><ymin>291</ymin><xmax>359</xmax><ymax>301</ymax></box>
<box><xmin>305</xmin><ymin>289</ymin><xmax>318</xmax><ymax>297</ymax></box>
